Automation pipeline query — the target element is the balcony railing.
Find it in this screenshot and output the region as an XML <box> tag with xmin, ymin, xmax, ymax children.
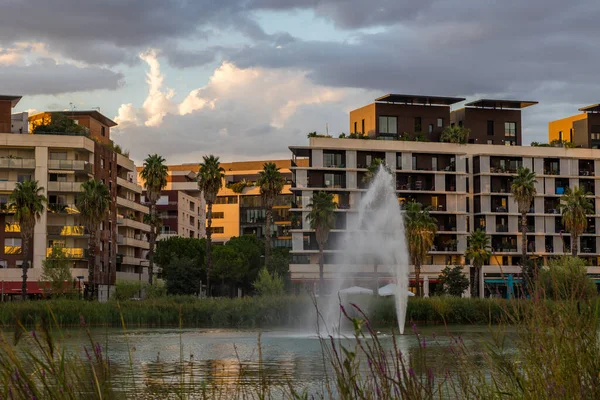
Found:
<box><xmin>46</xmin><ymin>247</ymin><xmax>86</xmax><ymax>258</ymax></box>
<box><xmin>496</xmin><ymin>225</ymin><xmax>508</xmax><ymax>232</ymax></box>
<box><xmin>47</xmin><ymin>181</ymin><xmax>83</xmax><ymax>192</ymax></box>
<box><xmin>47</xmin><ymin>203</ymin><xmax>80</xmax><ymax>214</ymax></box>
<box><xmin>47</xmin><ymin>225</ymin><xmax>88</xmax><ymax>236</ymax></box>
<box><xmin>580</xmin><ymin>169</ymin><xmax>594</xmax><ymax>177</ymax></box>
<box><xmin>48</xmin><ymin>159</ymin><xmax>93</xmax><ymax>173</ymax></box>
<box><xmin>0</xmin><ymin>158</ymin><xmax>35</xmax><ymax>169</ymax></box>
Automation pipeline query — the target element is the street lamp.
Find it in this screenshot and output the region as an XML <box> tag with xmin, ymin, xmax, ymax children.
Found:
<box><xmin>76</xmin><ymin>276</ymin><xmax>84</xmax><ymax>300</ymax></box>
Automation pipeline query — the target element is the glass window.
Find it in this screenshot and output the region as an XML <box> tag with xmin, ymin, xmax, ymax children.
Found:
<box><xmin>437</xmin><ymin>118</ymin><xmax>443</xmax><ymax>128</ymax></box>
<box><xmin>504</xmin><ymin>122</ymin><xmax>516</xmax><ymax>137</ymax></box>
<box><xmin>487</xmin><ymin>120</ymin><xmax>494</xmax><ymax>136</ymax></box>
<box><xmin>379</xmin><ymin>116</ymin><xmax>397</xmax><ymax>134</ymax></box>
<box><xmin>414</xmin><ymin>117</ymin><xmax>422</xmax><ymax>132</ymax></box>
<box><xmin>4</xmin><ymin>238</ymin><xmax>22</xmax><ymax>254</ymax></box>
<box><xmin>487</xmin><ymin>140</ymin><xmax>493</xmax><ymax>144</ymax></box>
<box><xmin>216</xmin><ymin>196</ymin><xmax>238</xmax><ymax>204</ymax></box>
<box><xmin>17</xmin><ymin>174</ymin><xmax>32</xmax><ymax>183</ymax></box>
<box><xmin>211</xmin><ymin>227</ymin><xmax>224</xmax><ymax>234</ymax></box>
<box><xmin>213</xmin><ymin>212</ymin><xmax>224</xmax><ymax>219</ymax></box>
<box><xmin>428</xmin><ymin>124</ymin><xmax>433</xmax><ymax>134</ymax></box>
<box><xmin>49</xmin><ymin>152</ymin><xmax>67</xmax><ymax>160</ymax></box>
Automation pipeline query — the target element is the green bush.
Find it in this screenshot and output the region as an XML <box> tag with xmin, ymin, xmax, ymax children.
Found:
<box><xmin>538</xmin><ymin>256</ymin><xmax>598</xmax><ymax>300</ymax></box>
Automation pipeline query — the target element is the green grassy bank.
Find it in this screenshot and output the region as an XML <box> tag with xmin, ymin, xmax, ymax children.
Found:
<box><xmin>0</xmin><ymin>295</ymin><xmax>516</xmax><ymax>329</ymax></box>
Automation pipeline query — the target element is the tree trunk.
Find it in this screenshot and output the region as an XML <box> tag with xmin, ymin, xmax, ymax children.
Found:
<box><xmin>148</xmin><ymin>202</ymin><xmax>155</xmax><ymax>285</ymax></box>
<box><xmin>572</xmin><ymin>232</ymin><xmax>578</xmax><ymax>257</ymax></box>
<box><xmin>318</xmin><ymin>243</ymin><xmax>324</xmax><ymax>296</ymax></box>
<box><xmin>206</xmin><ymin>201</ymin><xmax>213</xmax><ymax>297</ymax></box>
<box><xmin>373</xmin><ymin>264</ymin><xmax>379</xmax><ymax>296</ymax></box>
<box><xmin>21</xmin><ymin>237</ymin><xmax>29</xmax><ymax>300</ymax></box>
<box><xmin>415</xmin><ymin>263</ymin><xmax>421</xmax><ymax>297</ymax></box>
<box><xmin>264</xmin><ymin>206</ymin><xmax>272</xmax><ymax>268</ymax></box>
<box><xmin>521</xmin><ymin>212</ymin><xmax>527</xmax><ymax>266</ymax></box>
<box><xmin>88</xmin><ymin>229</ymin><xmax>96</xmax><ymax>300</ymax></box>
<box><xmin>473</xmin><ymin>265</ymin><xmax>480</xmax><ymax>298</ymax></box>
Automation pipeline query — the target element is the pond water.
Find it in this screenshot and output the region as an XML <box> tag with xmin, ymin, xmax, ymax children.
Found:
<box><xmin>56</xmin><ymin>325</ymin><xmax>512</xmax><ymax>398</ymax></box>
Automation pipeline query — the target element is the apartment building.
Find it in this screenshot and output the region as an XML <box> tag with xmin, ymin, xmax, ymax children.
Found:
<box><xmin>289</xmin><ymin>136</ymin><xmax>600</xmax><ymax>297</ymax></box>
<box><xmin>0</xmin><ymin>96</ymin><xmax>148</xmax><ymax>299</ymax></box>
<box><xmin>548</xmin><ymin>105</ymin><xmax>600</xmax><ymax>148</ymax></box>
<box><xmin>140</xmin><ymin>160</ymin><xmax>297</xmax><ymax>247</ymax></box>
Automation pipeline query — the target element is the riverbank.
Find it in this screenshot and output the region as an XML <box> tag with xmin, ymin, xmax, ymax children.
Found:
<box><xmin>0</xmin><ymin>295</ymin><xmax>514</xmax><ymax>328</ymax></box>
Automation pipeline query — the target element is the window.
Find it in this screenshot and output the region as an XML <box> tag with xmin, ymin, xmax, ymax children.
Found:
<box><xmin>505</xmin><ymin>122</ymin><xmax>516</xmax><ymax>137</ymax></box>
<box><xmin>213</xmin><ymin>212</ymin><xmax>224</xmax><ymax>219</ymax></box>
<box><xmin>414</xmin><ymin>117</ymin><xmax>422</xmax><ymax>132</ymax></box>
<box><xmin>49</xmin><ymin>152</ymin><xmax>67</xmax><ymax>160</ymax></box>
<box><xmin>559</xmin><ymin>131</ymin><xmax>563</xmax><ymax>141</ymax></box>
<box><xmin>487</xmin><ymin>140</ymin><xmax>493</xmax><ymax>144</ymax></box>
<box><xmin>592</xmin><ymin>133</ymin><xmax>600</xmax><ymax>140</ymax></box>
<box><xmin>215</xmin><ymin>196</ymin><xmax>238</xmax><ymax>204</ymax></box>
<box><xmin>4</xmin><ymin>238</ymin><xmax>22</xmax><ymax>255</ymax></box>
<box><xmin>100</xmin><ymin>158</ymin><xmax>105</xmax><ymax>168</ymax></box>
<box><xmin>428</xmin><ymin>124</ymin><xmax>433</xmax><ymax>134</ymax></box>
<box><xmin>437</xmin><ymin>118</ymin><xmax>443</xmax><ymax>128</ymax></box>
<box><xmin>378</xmin><ymin>116</ymin><xmax>397</xmax><ymax>134</ymax></box>
<box><xmin>458</xmin><ymin>120</ymin><xmax>463</xmax><ymax>127</ymax></box>
<box><xmin>570</xmin><ymin>129</ymin><xmax>573</xmax><ymax>142</ymax></box>
<box><xmin>101</xmin><ymin>126</ymin><xmax>106</xmax><ymax>137</ymax></box>
<box><xmin>487</xmin><ymin>120</ymin><xmax>494</xmax><ymax>136</ymax></box>
<box><xmin>353</xmin><ymin>121</ymin><xmax>357</xmax><ymax>133</ymax></box>
<box><xmin>17</xmin><ymin>174</ymin><xmax>32</xmax><ymax>183</ymax></box>
<box><xmin>211</xmin><ymin>227</ymin><xmax>224</xmax><ymax>234</ymax></box>
<box><xmin>323</xmin><ymin>153</ymin><xmax>342</xmax><ymax>168</ymax></box>
<box><xmin>361</xmin><ymin>119</ymin><xmax>365</xmax><ymax>134</ymax></box>
<box><xmin>324</xmin><ymin>173</ymin><xmax>343</xmax><ymax>188</ymax></box>
<box><xmin>49</xmin><ymin>173</ymin><xmax>67</xmax><ymax>182</ymax></box>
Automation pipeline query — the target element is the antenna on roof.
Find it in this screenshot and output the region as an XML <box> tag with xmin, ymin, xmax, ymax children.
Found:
<box><xmin>69</xmin><ymin>102</ymin><xmax>76</xmax><ymax>112</ymax></box>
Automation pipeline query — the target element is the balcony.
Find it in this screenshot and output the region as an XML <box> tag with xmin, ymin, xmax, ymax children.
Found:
<box><xmin>47</xmin><ymin>225</ymin><xmax>88</xmax><ymax>237</ymax></box>
<box><xmin>117</xmin><ymin>234</ymin><xmax>150</xmax><ymax>250</ymax></box>
<box><xmin>543</xmin><ymin>159</ymin><xmax>560</xmax><ymax>175</ymax></box>
<box><xmin>117</xmin><ymin>177</ymin><xmax>143</xmax><ymax>194</ymax></box>
<box><xmin>579</xmin><ymin>160</ymin><xmax>594</xmax><ymax>177</ymax></box>
<box><xmin>47</xmin><ymin>203</ymin><xmax>80</xmax><ymax>215</ymax></box>
<box><xmin>47</xmin><ymin>181</ymin><xmax>83</xmax><ymax>192</ymax></box>
<box><xmin>48</xmin><ymin>159</ymin><xmax>93</xmax><ymax>174</ymax></box>
<box><xmin>0</xmin><ymin>158</ymin><xmax>35</xmax><ymax>169</ymax></box>
<box><xmin>496</xmin><ymin>225</ymin><xmax>509</xmax><ymax>233</ymax></box>
<box><xmin>490</xmin><ymin>156</ymin><xmax>521</xmax><ymax>174</ymax></box>
<box><xmin>117</xmin><ymin>196</ymin><xmax>149</xmax><ymax>213</ymax></box>
<box><xmin>46</xmin><ymin>247</ymin><xmax>86</xmax><ymax>258</ymax></box>
<box><xmin>0</xmin><ymin>181</ymin><xmax>17</xmax><ymax>191</ymax></box>
<box><xmin>117</xmin><ymin>217</ymin><xmax>150</xmax><ymax>232</ymax></box>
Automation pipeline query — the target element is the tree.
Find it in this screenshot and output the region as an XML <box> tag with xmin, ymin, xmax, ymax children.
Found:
<box><xmin>257</xmin><ymin>162</ymin><xmax>285</xmax><ymax>267</ymax></box>
<box><xmin>139</xmin><ymin>154</ymin><xmax>168</xmax><ymax>285</ymax></box>
<box><xmin>306</xmin><ymin>191</ymin><xmax>337</xmax><ymax>295</ymax></box>
<box><xmin>77</xmin><ymin>179</ymin><xmax>110</xmax><ymax>300</ymax></box>
<box><xmin>32</xmin><ymin>113</ymin><xmax>89</xmax><ymax>135</ymax></box>
<box><xmin>253</xmin><ymin>268</ymin><xmax>285</xmax><ymax>296</ymax></box>
<box><xmin>560</xmin><ymin>186</ymin><xmax>593</xmax><ymax>256</ymax></box>
<box><xmin>213</xmin><ymin>245</ymin><xmax>247</xmax><ymax>296</ymax></box>
<box><xmin>538</xmin><ymin>256</ymin><xmax>597</xmax><ymax>300</ymax></box>
<box><xmin>363</xmin><ymin>158</ymin><xmax>391</xmax><ymax>184</ymax></box>
<box><xmin>440</xmin><ymin>126</ymin><xmax>470</xmax><ymax>144</ymax></box>
<box><xmin>268</xmin><ymin>247</ymin><xmax>291</xmax><ymax>283</ymax></box>
<box><xmin>9</xmin><ymin>180</ymin><xmax>47</xmax><ymax>300</ymax></box>
<box><xmin>197</xmin><ymin>155</ymin><xmax>225</xmax><ymax>296</ymax></box>
<box><xmin>511</xmin><ymin>167</ymin><xmax>537</xmax><ymax>272</ymax></box>
<box><xmin>464</xmin><ymin>229</ymin><xmax>491</xmax><ymax>298</ymax></box>
<box><xmin>154</xmin><ymin>236</ymin><xmax>206</xmax><ymax>270</ymax></box>
<box><xmin>404</xmin><ymin>201</ymin><xmax>437</xmax><ymax>297</ymax></box>
<box><xmin>438</xmin><ymin>266</ymin><xmax>470</xmax><ymax>297</ymax></box>
<box><xmin>41</xmin><ymin>245</ymin><xmax>72</xmax><ymax>297</ymax></box>
<box><xmin>164</xmin><ymin>257</ymin><xmax>204</xmax><ymax>295</ymax></box>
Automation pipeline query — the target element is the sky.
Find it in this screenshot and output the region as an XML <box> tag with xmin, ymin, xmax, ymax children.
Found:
<box><xmin>1</xmin><ymin>0</ymin><xmax>599</xmax><ymax>164</ymax></box>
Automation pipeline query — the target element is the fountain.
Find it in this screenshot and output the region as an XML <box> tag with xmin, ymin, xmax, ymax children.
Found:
<box><xmin>322</xmin><ymin>165</ymin><xmax>410</xmax><ymax>335</ymax></box>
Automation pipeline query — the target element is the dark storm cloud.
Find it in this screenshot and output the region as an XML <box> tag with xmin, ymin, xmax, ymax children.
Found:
<box><xmin>0</xmin><ymin>60</ymin><xmax>124</xmax><ymax>95</ymax></box>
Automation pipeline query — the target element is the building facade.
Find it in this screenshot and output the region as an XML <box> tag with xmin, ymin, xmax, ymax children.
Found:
<box><xmin>549</xmin><ymin>104</ymin><xmax>600</xmax><ymax>148</ymax></box>
<box><xmin>0</xmin><ymin>96</ymin><xmax>148</xmax><ymax>299</ymax></box>
<box><xmin>290</xmin><ymin>137</ymin><xmax>600</xmax><ymax>296</ymax></box>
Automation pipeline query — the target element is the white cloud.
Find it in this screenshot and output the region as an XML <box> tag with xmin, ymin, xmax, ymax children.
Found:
<box><xmin>140</xmin><ymin>49</ymin><xmax>175</xmax><ymax>127</ymax></box>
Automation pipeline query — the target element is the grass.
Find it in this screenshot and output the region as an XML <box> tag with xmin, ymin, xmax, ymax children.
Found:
<box><xmin>0</xmin><ymin>295</ymin><xmax>519</xmax><ymax>329</ymax></box>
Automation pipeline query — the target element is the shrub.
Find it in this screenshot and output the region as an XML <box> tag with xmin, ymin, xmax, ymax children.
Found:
<box><xmin>538</xmin><ymin>256</ymin><xmax>598</xmax><ymax>300</ymax></box>
<box><xmin>253</xmin><ymin>268</ymin><xmax>285</xmax><ymax>296</ymax></box>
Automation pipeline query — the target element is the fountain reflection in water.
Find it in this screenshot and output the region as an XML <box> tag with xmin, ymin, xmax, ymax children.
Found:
<box><xmin>322</xmin><ymin>165</ymin><xmax>410</xmax><ymax>335</ymax></box>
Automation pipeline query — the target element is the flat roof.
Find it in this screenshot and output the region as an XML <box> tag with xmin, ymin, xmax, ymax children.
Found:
<box><xmin>30</xmin><ymin>110</ymin><xmax>118</xmax><ymax>127</ymax></box>
<box><xmin>375</xmin><ymin>94</ymin><xmax>465</xmax><ymax>106</ymax></box>
<box><xmin>465</xmin><ymin>99</ymin><xmax>538</xmax><ymax>109</ymax></box>
<box><xmin>0</xmin><ymin>95</ymin><xmax>22</xmax><ymax>107</ymax></box>
<box><xmin>578</xmin><ymin>104</ymin><xmax>600</xmax><ymax>113</ymax></box>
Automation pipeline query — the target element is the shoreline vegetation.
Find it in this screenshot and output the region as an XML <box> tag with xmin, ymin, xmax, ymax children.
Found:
<box><xmin>1</xmin><ymin>296</ymin><xmax>521</xmax><ymax>329</ymax></box>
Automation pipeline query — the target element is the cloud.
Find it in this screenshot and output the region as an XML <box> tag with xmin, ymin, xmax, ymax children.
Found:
<box><xmin>112</xmin><ymin>53</ymin><xmax>373</xmax><ymax>163</ymax></box>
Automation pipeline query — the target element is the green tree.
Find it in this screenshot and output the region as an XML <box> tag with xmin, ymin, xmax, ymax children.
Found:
<box><xmin>560</xmin><ymin>186</ymin><xmax>594</xmax><ymax>256</ymax></box>
<box><xmin>213</xmin><ymin>245</ymin><xmax>247</xmax><ymax>296</ymax></box>
<box><xmin>465</xmin><ymin>229</ymin><xmax>491</xmax><ymax>298</ymax></box>
<box><xmin>440</xmin><ymin>126</ymin><xmax>470</xmax><ymax>144</ymax></box>
<box><xmin>139</xmin><ymin>154</ymin><xmax>168</xmax><ymax>285</ymax></box>
<box><xmin>257</xmin><ymin>162</ymin><xmax>285</xmax><ymax>267</ymax></box>
<box><xmin>164</xmin><ymin>257</ymin><xmax>204</xmax><ymax>295</ymax></box>
<box><xmin>268</xmin><ymin>247</ymin><xmax>291</xmax><ymax>283</ymax></box>
<box><xmin>306</xmin><ymin>191</ymin><xmax>337</xmax><ymax>295</ymax></box>
<box><xmin>363</xmin><ymin>158</ymin><xmax>391</xmax><ymax>184</ymax></box>
<box><xmin>77</xmin><ymin>179</ymin><xmax>110</xmax><ymax>300</ymax></box>
<box><xmin>197</xmin><ymin>155</ymin><xmax>225</xmax><ymax>296</ymax></box>
<box><xmin>438</xmin><ymin>266</ymin><xmax>470</xmax><ymax>297</ymax></box>
<box><xmin>223</xmin><ymin>235</ymin><xmax>265</xmax><ymax>293</ymax></box>
<box><xmin>511</xmin><ymin>167</ymin><xmax>537</xmax><ymax>270</ymax></box>
<box><xmin>32</xmin><ymin>113</ymin><xmax>89</xmax><ymax>135</ymax></box>
<box><xmin>9</xmin><ymin>180</ymin><xmax>47</xmax><ymax>300</ymax></box>
<box><xmin>404</xmin><ymin>201</ymin><xmax>437</xmax><ymax>297</ymax></box>
<box><xmin>253</xmin><ymin>268</ymin><xmax>285</xmax><ymax>296</ymax></box>
<box><xmin>154</xmin><ymin>236</ymin><xmax>206</xmax><ymax>270</ymax></box>
<box><xmin>40</xmin><ymin>245</ymin><xmax>72</xmax><ymax>297</ymax></box>
<box><xmin>538</xmin><ymin>256</ymin><xmax>597</xmax><ymax>300</ymax></box>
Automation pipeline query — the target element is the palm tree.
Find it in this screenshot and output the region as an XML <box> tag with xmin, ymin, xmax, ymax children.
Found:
<box><xmin>257</xmin><ymin>162</ymin><xmax>285</xmax><ymax>267</ymax></box>
<box><xmin>465</xmin><ymin>229</ymin><xmax>491</xmax><ymax>298</ymax></box>
<box><xmin>404</xmin><ymin>201</ymin><xmax>437</xmax><ymax>297</ymax></box>
<box><xmin>197</xmin><ymin>155</ymin><xmax>225</xmax><ymax>297</ymax></box>
<box><xmin>510</xmin><ymin>167</ymin><xmax>537</xmax><ymax>267</ymax></box>
<box><xmin>139</xmin><ymin>154</ymin><xmax>168</xmax><ymax>285</ymax></box>
<box><xmin>560</xmin><ymin>186</ymin><xmax>593</xmax><ymax>256</ymax></box>
<box><xmin>440</xmin><ymin>126</ymin><xmax>470</xmax><ymax>144</ymax></box>
<box><xmin>9</xmin><ymin>180</ymin><xmax>46</xmax><ymax>300</ymax></box>
<box><xmin>306</xmin><ymin>191</ymin><xmax>337</xmax><ymax>295</ymax></box>
<box><xmin>77</xmin><ymin>179</ymin><xmax>110</xmax><ymax>300</ymax></box>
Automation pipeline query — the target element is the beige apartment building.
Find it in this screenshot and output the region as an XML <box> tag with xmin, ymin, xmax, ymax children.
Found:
<box><xmin>0</xmin><ymin>95</ymin><xmax>149</xmax><ymax>299</ymax></box>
